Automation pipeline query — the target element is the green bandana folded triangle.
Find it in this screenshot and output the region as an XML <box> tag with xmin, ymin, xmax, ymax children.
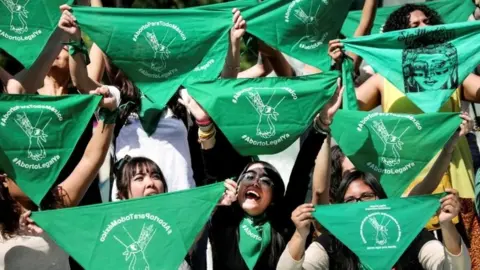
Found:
<box><xmin>342</xmin><ymin>21</ymin><xmax>480</xmax><ymax>113</ymax></box>
<box><xmin>313</xmin><ymin>193</ymin><xmax>444</xmax><ymax>270</ymax></box>
<box><xmin>0</xmin><ymin>0</ymin><xmax>74</xmax><ymax>68</ymax></box>
<box><xmin>242</xmin><ymin>0</ymin><xmax>354</xmax><ymax>71</ymax></box>
<box><xmin>341</xmin><ymin>0</ymin><xmax>476</xmax><ymax>38</ymax></box>
<box><xmin>185</xmin><ymin>72</ymin><xmax>339</xmax><ymax>155</ymax></box>
<box><xmin>72</xmin><ymin>6</ymin><xmax>232</xmax><ymax>134</ymax></box>
<box><xmin>239</xmin><ymin>216</ymin><xmax>272</xmax><ymax>270</ymax></box>
<box><xmin>331</xmin><ymin>110</ymin><xmax>461</xmax><ymax>197</ymax></box>
<box><xmin>0</xmin><ymin>94</ymin><xmax>101</xmax><ymax>205</ymax></box>
<box><xmin>32</xmin><ymin>182</ymin><xmax>225</xmax><ymax>270</ymax></box>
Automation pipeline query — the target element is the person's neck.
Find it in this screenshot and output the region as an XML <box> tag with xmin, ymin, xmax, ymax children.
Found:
<box><xmin>37</xmin><ymin>73</ymin><xmax>69</xmax><ymax>96</ymax></box>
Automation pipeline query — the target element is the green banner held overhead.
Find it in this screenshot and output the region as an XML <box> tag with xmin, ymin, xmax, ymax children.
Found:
<box><xmin>0</xmin><ymin>94</ymin><xmax>101</xmax><ymax>205</ymax></box>
<box><xmin>72</xmin><ymin>6</ymin><xmax>232</xmax><ymax>134</ymax></box>
<box><xmin>0</xmin><ymin>0</ymin><xmax>73</xmax><ymax>68</ymax></box>
<box><xmin>185</xmin><ymin>72</ymin><xmax>339</xmax><ymax>155</ymax></box>
<box><xmin>342</xmin><ymin>21</ymin><xmax>480</xmax><ymax>113</ymax></box>
<box><xmin>243</xmin><ymin>0</ymin><xmax>353</xmax><ymax>71</ymax></box>
<box><xmin>32</xmin><ymin>183</ymin><xmax>225</xmax><ymax>270</ymax></box>
<box><xmin>313</xmin><ymin>194</ymin><xmax>443</xmax><ymax>270</ymax></box>
<box><xmin>341</xmin><ymin>0</ymin><xmax>475</xmax><ymax>38</ymax></box>
<box><xmin>330</xmin><ymin>110</ymin><xmax>461</xmax><ymax>197</ymax></box>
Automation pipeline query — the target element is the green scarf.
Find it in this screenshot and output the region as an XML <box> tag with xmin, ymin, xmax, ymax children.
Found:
<box><xmin>342</xmin><ymin>21</ymin><xmax>480</xmax><ymax>113</ymax></box>
<box><xmin>0</xmin><ymin>94</ymin><xmax>101</xmax><ymax>205</ymax></box>
<box><xmin>242</xmin><ymin>0</ymin><xmax>354</xmax><ymax>71</ymax></box>
<box><xmin>341</xmin><ymin>0</ymin><xmax>476</xmax><ymax>38</ymax></box>
<box><xmin>331</xmin><ymin>110</ymin><xmax>461</xmax><ymax>197</ymax></box>
<box><xmin>313</xmin><ymin>194</ymin><xmax>444</xmax><ymax>270</ymax></box>
<box><xmin>0</xmin><ymin>0</ymin><xmax>73</xmax><ymax>68</ymax></box>
<box><xmin>184</xmin><ymin>72</ymin><xmax>339</xmax><ymax>155</ymax></box>
<box><xmin>238</xmin><ymin>215</ymin><xmax>272</xmax><ymax>270</ymax></box>
<box><xmin>72</xmin><ymin>6</ymin><xmax>232</xmax><ymax>134</ymax></box>
<box><xmin>32</xmin><ymin>183</ymin><xmax>225</xmax><ymax>270</ymax></box>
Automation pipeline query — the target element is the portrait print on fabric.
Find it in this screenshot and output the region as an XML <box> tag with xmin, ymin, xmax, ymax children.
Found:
<box><xmin>401</xmin><ymin>28</ymin><xmax>458</xmax><ymax>93</ymax></box>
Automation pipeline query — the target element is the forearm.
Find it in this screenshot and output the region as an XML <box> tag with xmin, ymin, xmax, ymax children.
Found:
<box><xmin>312</xmin><ymin>136</ymin><xmax>331</xmax><ymax>205</ymax></box>
<box><xmin>58</xmin><ymin>121</ymin><xmax>114</xmax><ymax>207</ymax></box>
<box><xmin>267</xmin><ymin>51</ymin><xmax>294</xmax><ymax>77</ymax></box>
<box><xmin>86</xmin><ymin>44</ymin><xmax>106</xmax><ymax>83</ymax></box>
<box><xmin>288</xmin><ymin>231</ymin><xmax>307</xmax><ymax>261</ymax></box>
<box><xmin>439</xmin><ymin>221</ymin><xmax>462</xmax><ymax>256</ymax></box>
<box><xmin>15</xmin><ymin>28</ymin><xmax>68</xmax><ymax>93</ymax></box>
<box><xmin>237</xmin><ymin>54</ymin><xmax>273</xmax><ymax>78</ymax></box>
<box><xmin>221</xmin><ymin>39</ymin><xmax>241</xmax><ymax>78</ymax></box>
<box><xmin>351</xmin><ymin>0</ymin><xmax>377</xmax><ymax>74</ymax></box>
<box><xmin>70</xmin><ymin>53</ymin><xmax>101</xmax><ymax>93</ymax></box>
<box><xmin>408</xmin><ymin>146</ymin><xmax>453</xmax><ymax>196</ymax></box>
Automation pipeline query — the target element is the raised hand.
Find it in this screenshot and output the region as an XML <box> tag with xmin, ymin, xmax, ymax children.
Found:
<box><xmin>291</xmin><ymin>203</ymin><xmax>315</xmax><ymax>239</ymax></box>
<box><xmin>58</xmin><ymin>5</ymin><xmax>80</xmax><ymax>40</ymax></box>
<box><xmin>231</xmin><ymin>8</ymin><xmax>246</xmax><ymax>42</ymax></box>
<box><xmin>315</xmin><ymin>79</ymin><xmax>344</xmax><ymax>130</ymax></box>
<box><xmin>90</xmin><ymin>86</ymin><xmax>119</xmax><ymax>111</ymax></box>
<box><xmin>444</xmin><ymin>112</ymin><xmax>474</xmax><ymax>153</ymax></box>
<box><xmin>178</xmin><ymin>88</ymin><xmax>211</xmax><ymax>123</ymax></box>
<box><xmin>218</xmin><ymin>179</ymin><xmax>238</xmax><ymax>206</ymax></box>
<box><xmin>438</xmin><ymin>189</ymin><xmax>461</xmax><ymax>224</ymax></box>
<box><xmin>19</xmin><ymin>210</ymin><xmax>44</xmax><ymax>235</ymax></box>
<box><xmin>328</xmin><ymin>39</ymin><xmax>344</xmax><ymax>66</ymax></box>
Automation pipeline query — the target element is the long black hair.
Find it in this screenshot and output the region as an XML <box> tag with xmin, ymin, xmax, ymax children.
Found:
<box><xmin>383</xmin><ymin>4</ymin><xmax>444</xmax><ymax>32</ymax></box>
<box><xmin>0</xmin><ymin>172</ymin><xmax>21</xmax><ymax>239</ymax></box>
<box><xmin>232</xmin><ymin>160</ymin><xmax>287</xmax><ymax>268</ymax></box>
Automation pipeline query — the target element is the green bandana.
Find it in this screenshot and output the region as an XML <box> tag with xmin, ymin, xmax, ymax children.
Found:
<box><xmin>193</xmin><ymin>0</ymin><xmax>259</xmax><ymax>11</ymax></box>
<box><xmin>341</xmin><ymin>0</ymin><xmax>476</xmax><ymax>38</ymax></box>
<box><xmin>242</xmin><ymin>0</ymin><xmax>354</xmax><ymax>71</ymax></box>
<box><xmin>330</xmin><ymin>110</ymin><xmax>461</xmax><ymax>197</ymax></box>
<box><xmin>238</xmin><ymin>215</ymin><xmax>272</xmax><ymax>270</ymax></box>
<box><xmin>32</xmin><ymin>183</ymin><xmax>225</xmax><ymax>270</ymax></box>
<box><xmin>72</xmin><ymin>6</ymin><xmax>232</xmax><ymax>134</ymax></box>
<box><xmin>0</xmin><ymin>94</ymin><xmax>101</xmax><ymax>205</ymax></box>
<box><xmin>313</xmin><ymin>194</ymin><xmax>444</xmax><ymax>270</ymax></box>
<box><xmin>0</xmin><ymin>0</ymin><xmax>73</xmax><ymax>68</ymax></box>
<box><xmin>185</xmin><ymin>72</ymin><xmax>339</xmax><ymax>155</ymax></box>
<box><xmin>342</xmin><ymin>21</ymin><xmax>480</xmax><ymax>113</ymax></box>
<box><xmin>341</xmin><ymin>56</ymin><xmax>358</xmax><ymax>110</ymax></box>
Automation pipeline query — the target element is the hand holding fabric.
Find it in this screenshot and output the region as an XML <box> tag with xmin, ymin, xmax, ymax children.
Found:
<box><xmin>218</xmin><ymin>179</ymin><xmax>238</xmax><ymax>206</ymax></box>
<box><xmin>316</xmin><ymin>79</ymin><xmax>344</xmax><ymax>130</ymax></box>
<box><xmin>438</xmin><ymin>189</ymin><xmax>461</xmax><ymax>224</ymax></box>
<box><xmin>444</xmin><ymin>112</ymin><xmax>473</xmax><ymax>153</ymax></box>
<box><xmin>178</xmin><ymin>88</ymin><xmax>211</xmax><ymax>123</ymax></box>
<box><xmin>231</xmin><ymin>8</ymin><xmax>246</xmax><ymax>44</ymax></box>
<box><xmin>328</xmin><ymin>39</ymin><xmax>344</xmax><ymax>67</ymax></box>
<box><xmin>58</xmin><ymin>5</ymin><xmax>81</xmax><ymax>41</ymax></box>
<box><xmin>291</xmin><ymin>203</ymin><xmax>315</xmax><ymax>239</ymax></box>
<box><xmin>19</xmin><ymin>210</ymin><xmax>44</xmax><ymax>235</ymax></box>
<box><xmin>90</xmin><ymin>86</ymin><xmax>118</xmax><ymax>111</ymax></box>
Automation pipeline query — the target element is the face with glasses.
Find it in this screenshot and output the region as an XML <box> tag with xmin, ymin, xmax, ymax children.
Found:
<box><xmin>343</xmin><ymin>179</ymin><xmax>378</xmax><ymax>204</ymax></box>
<box><xmin>237</xmin><ymin>163</ymin><xmax>274</xmax><ymax>217</ymax></box>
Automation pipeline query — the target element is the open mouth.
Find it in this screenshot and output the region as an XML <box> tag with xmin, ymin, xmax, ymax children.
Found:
<box><xmin>245</xmin><ymin>189</ymin><xmax>261</xmax><ymax>200</ymax></box>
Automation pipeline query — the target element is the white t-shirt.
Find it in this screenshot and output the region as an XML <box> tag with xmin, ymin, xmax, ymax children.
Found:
<box><xmin>113</xmin><ymin>108</ymin><xmax>195</xmax><ymax>200</ymax></box>
<box><xmin>0</xmin><ymin>233</ymin><xmax>70</xmax><ymax>270</ymax></box>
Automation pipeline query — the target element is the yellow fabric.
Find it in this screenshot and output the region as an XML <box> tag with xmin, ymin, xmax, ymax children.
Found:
<box><xmin>382</xmin><ymin>79</ymin><xmax>475</xmax><ymax>230</ymax></box>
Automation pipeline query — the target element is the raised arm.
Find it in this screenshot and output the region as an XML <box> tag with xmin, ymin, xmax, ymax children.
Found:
<box><xmin>237</xmin><ymin>53</ymin><xmax>274</xmax><ymax>78</ymax></box>
<box><xmin>408</xmin><ymin>113</ymin><xmax>472</xmax><ymax>196</ymax></box>
<box><xmin>258</xmin><ymin>41</ymin><xmax>294</xmax><ymax>77</ymax></box>
<box><xmin>57</xmin><ymin>5</ymin><xmax>102</xmax><ymax>93</ymax></box>
<box><xmin>12</xmin><ymin>27</ymin><xmax>68</xmax><ymax>94</ymax></box>
<box><xmin>351</xmin><ymin>0</ymin><xmax>377</xmax><ymax>73</ymax></box>
<box><xmin>56</xmin><ymin>86</ymin><xmax>119</xmax><ymax>207</ymax></box>
<box><xmin>221</xmin><ymin>8</ymin><xmax>246</xmax><ymax>78</ymax></box>
<box><xmin>328</xmin><ymin>40</ymin><xmax>383</xmax><ymax>111</ymax></box>
<box><xmin>311</xmin><ymin>135</ymin><xmax>331</xmax><ymax>206</ymax></box>
<box><xmin>85</xmin><ymin>0</ymin><xmax>106</xmax><ymax>83</ymax></box>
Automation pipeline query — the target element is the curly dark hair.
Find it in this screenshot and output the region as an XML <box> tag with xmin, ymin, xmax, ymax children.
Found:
<box><xmin>383</xmin><ymin>4</ymin><xmax>444</xmax><ymax>32</ymax></box>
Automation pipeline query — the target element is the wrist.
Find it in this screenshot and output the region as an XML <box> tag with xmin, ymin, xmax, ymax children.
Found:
<box><xmin>439</xmin><ymin>219</ymin><xmax>455</xmax><ymax>228</ymax></box>
<box><xmin>293</xmin><ymin>229</ymin><xmax>308</xmax><ymax>241</ymax></box>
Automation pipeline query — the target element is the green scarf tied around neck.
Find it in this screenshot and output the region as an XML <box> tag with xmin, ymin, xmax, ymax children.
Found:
<box><xmin>238</xmin><ymin>215</ymin><xmax>272</xmax><ymax>270</ymax></box>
